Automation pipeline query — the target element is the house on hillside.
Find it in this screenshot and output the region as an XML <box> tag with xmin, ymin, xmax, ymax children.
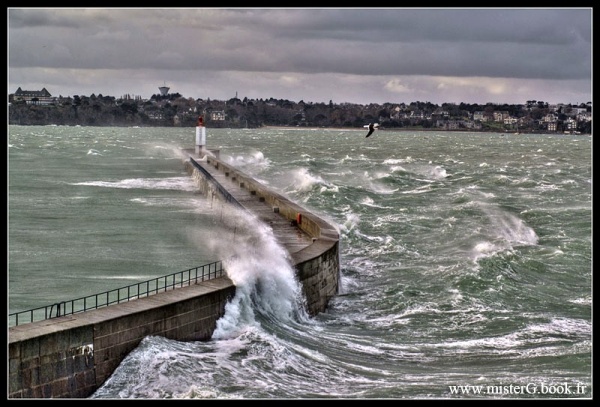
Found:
<box><xmin>209</xmin><ymin>110</ymin><xmax>225</xmax><ymax>121</ymax></box>
<box><xmin>493</xmin><ymin>111</ymin><xmax>510</xmax><ymax>122</ymax></box>
<box><xmin>11</xmin><ymin>87</ymin><xmax>55</xmax><ymax>105</ymax></box>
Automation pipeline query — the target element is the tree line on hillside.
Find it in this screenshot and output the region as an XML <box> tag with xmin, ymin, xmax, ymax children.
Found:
<box><xmin>8</xmin><ymin>92</ymin><xmax>592</xmax><ymax>134</ymax></box>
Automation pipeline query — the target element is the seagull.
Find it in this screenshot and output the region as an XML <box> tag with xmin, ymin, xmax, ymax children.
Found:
<box><xmin>365</xmin><ymin>123</ymin><xmax>379</xmax><ymax>138</ymax></box>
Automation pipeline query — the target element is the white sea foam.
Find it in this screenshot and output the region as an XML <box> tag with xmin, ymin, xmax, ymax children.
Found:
<box><xmin>72</xmin><ymin>177</ymin><xmax>198</xmax><ymax>191</ymax></box>
<box><xmin>224</xmin><ymin>150</ymin><xmax>271</xmax><ymax>170</ymax></box>
<box><xmin>429</xmin><ymin>165</ymin><xmax>448</xmax><ymax>179</ymax></box>
<box><xmin>285</xmin><ymin>167</ymin><xmax>338</xmax><ymax>194</ymax></box>
<box><xmin>361</xmin><ymin>171</ymin><xmax>399</xmax><ymax>194</ymax></box>
<box><xmin>470</xmin><ymin>202</ymin><xmax>538</xmax><ymax>262</ymax></box>
<box><xmin>401</xmin><ymin>185</ymin><xmax>432</xmax><ymax>194</ymax></box>
<box><xmin>339</xmin><ymin>212</ymin><xmax>360</xmax><ymax>235</ymax></box>
<box><xmin>383</xmin><ymin>157</ymin><xmax>414</xmax><ymax>164</ymax></box>
<box><xmin>432</xmin><ymin>316</ymin><xmax>590</xmax><ymax>357</ymax></box>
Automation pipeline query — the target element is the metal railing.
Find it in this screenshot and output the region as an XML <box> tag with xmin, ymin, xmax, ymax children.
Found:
<box><xmin>189</xmin><ymin>157</ymin><xmax>245</xmax><ymax>209</ymax></box>
<box><xmin>8</xmin><ymin>260</ymin><xmax>225</xmax><ymax>327</ymax></box>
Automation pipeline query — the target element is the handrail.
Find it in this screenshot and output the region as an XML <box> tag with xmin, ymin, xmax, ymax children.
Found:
<box><xmin>8</xmin><ymin>260</ymin><xmax>224</xmax><ymax>327</ymax></box>
<box><xmin>189</xmin><ymin>157</ymin><xmax>245</xmax><ymax>209</ymax></box>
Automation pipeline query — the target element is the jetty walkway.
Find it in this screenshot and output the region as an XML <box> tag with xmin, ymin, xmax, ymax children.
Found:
<box><xmin>182</xmin><ymin>148</ymin><xmax>315</xmax><ymax>256</ymax></box>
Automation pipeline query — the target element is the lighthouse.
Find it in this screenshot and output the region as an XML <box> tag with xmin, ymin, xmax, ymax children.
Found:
<box><xmin>196</xmin><ymin>115</ymin><xmax>206</xmax><ymax>155</ymax></box>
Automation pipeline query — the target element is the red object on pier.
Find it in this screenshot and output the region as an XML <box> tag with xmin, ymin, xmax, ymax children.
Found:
<box><xmin>197</xmin><ymin>116</ymin><xmax>204</xmax><ymax>127</ymax></box>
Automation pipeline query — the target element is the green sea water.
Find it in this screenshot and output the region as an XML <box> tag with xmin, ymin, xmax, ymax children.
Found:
<box><xmin>9</xmin><ymin>126</ymin><xmax>592</xmax><ymax>399</ymax></box>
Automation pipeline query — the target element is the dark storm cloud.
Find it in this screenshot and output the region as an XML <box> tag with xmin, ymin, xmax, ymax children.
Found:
<box><xmin>8</xmin><ymin>8</ymin><xmax>592</xmax><ymax>105</ymax></box>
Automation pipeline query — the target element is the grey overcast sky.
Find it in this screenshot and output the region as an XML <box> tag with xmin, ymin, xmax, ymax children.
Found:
<box><xmin>8</xmin><ymin>7</ymin><xmax>592</xmax><ymax>105</ymax></box>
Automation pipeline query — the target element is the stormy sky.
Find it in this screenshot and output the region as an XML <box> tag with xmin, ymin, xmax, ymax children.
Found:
<box><xmin>8</xmin><ymin>7</ymin><xmax>592</xmax><ymax>105</ymax></box>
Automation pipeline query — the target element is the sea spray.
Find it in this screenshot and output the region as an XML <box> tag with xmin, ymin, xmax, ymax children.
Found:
<box><xmin>201</xmin><ymin>204</ymin><xmax>310</xmax><ymax>339</ymax></box>
<box><xmin>470</xmin><ymin>201</ymin><xmax>539</xmax><ymax>263</ymax></box>
<box><xmin>91</xmin><ymin>202</ymin><xmax>316</xmax><ymax>397</ymax></box>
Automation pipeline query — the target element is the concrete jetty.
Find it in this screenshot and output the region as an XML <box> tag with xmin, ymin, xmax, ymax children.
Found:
<box><xmin>8</xmin><ymin>135</ymin><xmax>340</xmax><ymax>399</ymax></box>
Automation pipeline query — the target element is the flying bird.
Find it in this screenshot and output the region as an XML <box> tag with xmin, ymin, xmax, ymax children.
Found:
<box><xmin>365</xmin><ymin>123</ymin><xmax>379</xmax><ymax>138</ymax></box>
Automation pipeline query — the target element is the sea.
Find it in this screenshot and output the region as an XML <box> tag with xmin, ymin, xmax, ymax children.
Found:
<box><xmin>8</xmin><ymin>125</ymin><xmax>592</xmax><ymax>399</ymax></box>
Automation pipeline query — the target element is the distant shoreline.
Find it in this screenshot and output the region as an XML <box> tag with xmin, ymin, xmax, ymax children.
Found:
<box><xmin>7</xmin><ymin>123</ymin><xmax>582</xmax><ymax>135</ymax></box>
<box><xmin>260</xmin><ymin>125</ymin><xmax>456</xmax><ymax>132</ymax></box>
<box><xmin>259</xmin><ymin>125</ymin><xmax>548</xmax><ymax>134</ymax></box>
